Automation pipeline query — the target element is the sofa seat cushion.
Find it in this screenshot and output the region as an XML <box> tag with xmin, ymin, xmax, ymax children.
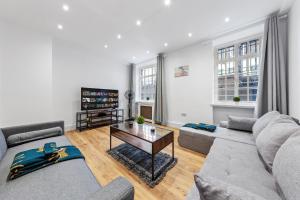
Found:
<box><xmin>256</xmin><ymin>115</ymin><xmax>300</xmax><ymax>171</ymax></box>
<box><xmin>194</xmin><ymin>175</ymin><xmax>267</xmax><ymax>200</ymax></box>
<box><xmin>197</xmin><ymin>138</ymin><xmax>281</xmax><ymax>200</ymax></box>
<box><xmin>0</xmin><ymin>136</ymin><xmax>101</xmax><ymax>200</ymax></box>
<box><xmin>273</xmin><ymin>131</ymin><xmax>300</xmax><ymax>200</ymax></box>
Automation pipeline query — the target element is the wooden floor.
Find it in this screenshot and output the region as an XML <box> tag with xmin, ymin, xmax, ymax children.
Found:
<box><xmin>66</xmin><ymin>125</ymin><xmax>206</xmax><ymax>200</ymax></box>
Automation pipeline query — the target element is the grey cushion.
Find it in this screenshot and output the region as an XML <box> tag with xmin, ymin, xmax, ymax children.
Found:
<box><xmin>273</xmin><ymin>131</ymin><xmax>300</xmax><ymax>200</ymax></box>
<box><xmin>194</xmin><ymin>175</ymin><xmax>266</xmax><ymax>200</ymax></box>
<box><xmin>0</xmin><ymin>130</ymin><xmax>7</xmax><ymax>161</ymax></box>
<box><xmin>7</xmin><ymin>127</ymin><xmax>63</xmax><ymax>147</ymax></box>
<box><xmin>197</xmin><ymin>138</ymin><xmax>281</xmax><ymax>200</ymax></box>
<box><xmin>186</xmin><ymin>184</ymin><xmax>200</xmax><ymax>200</ymax></box>
<box><xmin>227</xmin><ymin>116</ymin><xmax>257</xmax><ymax>132</ymax></box>
<box><xmin>87</xmin><ymin>177</ymin><xmax>134</xmax><ymax>200</ymax></box>
<box><xmin>0</xmin><ymin>136</ymin><xmax>101</xmax><ymax>200</ymax></box>
<box><xmin>256</xmin><ymin>115</ymin><xmax>300</xmax><ymax>171</ymax></box>
<box><xmin>253</xmin><ymin>111</ymin><xmax>280</xmax><ymax>139</ymax></box>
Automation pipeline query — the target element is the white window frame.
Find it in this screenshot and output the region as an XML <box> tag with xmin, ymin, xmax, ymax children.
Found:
<box><xmin>214</xmin><ymin>35</ymin><xmax>262</xmax><ymax>104</ymax></box>
<box><xmin>135</xmin><ymin>59</ymin><xmax>157</xmax><ymax>102</ymax></box>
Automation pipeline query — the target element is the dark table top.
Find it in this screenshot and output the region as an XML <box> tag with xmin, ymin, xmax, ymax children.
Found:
<box><xmin>110</xmin><ymin>122</ymin><xmax>173</xmax><ymax>143</ymax></box>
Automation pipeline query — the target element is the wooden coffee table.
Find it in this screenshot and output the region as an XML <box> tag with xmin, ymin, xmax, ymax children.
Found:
<box><xmin>110</xmin><ymin>122</ymin><xmax>174</xmax><ymax>181</ymax></box>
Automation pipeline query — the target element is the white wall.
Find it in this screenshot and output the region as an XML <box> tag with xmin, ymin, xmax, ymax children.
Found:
<box><xmin>165</xmin><ymin>42</ymin><xmax>214</xmax><ymax>127</ymax></box>
<box><xmin>289</xmin><ymin>0</ymin><xmax>300</xmax><ymax>119</ymax></box>
<box><xmin>52</xmin><ymin>39</ymin><xmax>129</xmax><ymax>130</ymax></box>
<box><xmin>0</xmin><ymin>21</ymin><xmax>54</xmax><ymax>127</ymax></box>
<box><xmin>0</xmin><ymin>20</ymin><xmax>128</xmax><ymax>129</ymax></box>
<box><xmin>164</xmin><ymin>24</ymin><xmax>264</xmax><ymax>127</ymax></box>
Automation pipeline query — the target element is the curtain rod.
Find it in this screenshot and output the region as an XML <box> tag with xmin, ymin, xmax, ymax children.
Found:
<box><xmin>279</xmin><ymin>14</ymin><xmax>288</xmax><ymax>19</ymax></box>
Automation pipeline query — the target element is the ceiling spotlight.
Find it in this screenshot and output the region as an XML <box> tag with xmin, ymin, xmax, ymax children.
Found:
<box><xmin>117</xmin><ymin>34</ymin><xmax>122</xmax><ymax>39</ymax></box>
<box><xmin>164</xmin><ymin>42</ymin><xmax>168</xmax><ymax>47</ymax></box>
<box><xmin>146</xmin><ymin>50</ymin><xmax>150</xmax><ymax>54</ymax></box>
<box><xmin>104</xmin><ymin>44</ymin><xmax>108</xmax><ymax>49</ymax></box>
<box><xmin>164</xmin><ymin>0</ymin><xmax>171</xmax><ymax>6</ymax></box>
<box><xmin>188</xmin><ymin>32</ymin><xmax>193</xmax><ymax>38</ymax></box>
<box><xmin>136</xmin><ymin>20</ymin><xmax>142</xmax><ymax>26</ymax></box>
<box><xmin>225</xmin><ymin>17</ymin><xmax>230</xmax><ymax>23</ymax></box>
<box><xmin>57</xmin><ymin>24</ymin><xmax>63</xmax><ymax>30</ymax></box>
<box><xmin>62</xmin><ymin>4</ymin><xmax>69</xmax><ymax>11</ymax></box>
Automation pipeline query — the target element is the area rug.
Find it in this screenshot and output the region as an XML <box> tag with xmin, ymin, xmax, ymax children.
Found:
<box><xmin>107</xmin><ymin>143</ymin><xmax>177</xmax><ymax>187</ymax></box>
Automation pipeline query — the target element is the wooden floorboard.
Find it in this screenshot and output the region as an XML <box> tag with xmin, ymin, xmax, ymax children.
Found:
<box><xmin>66</xmin><ymin>125</ymin><xmax>206</xmax><ymax>200</ymax></box>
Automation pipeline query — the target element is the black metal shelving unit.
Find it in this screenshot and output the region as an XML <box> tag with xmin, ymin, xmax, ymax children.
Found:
<box><xmin>76</xmin><ymin>87</ymin><xmax>124</xmax><ymax>131</ymax></box>
<box><xmin>76</xmin><ymin>108</ymin><xmax>124</xmax><ymax>131</ymax></box>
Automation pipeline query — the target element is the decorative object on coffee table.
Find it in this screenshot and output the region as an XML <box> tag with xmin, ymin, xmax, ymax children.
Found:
<box><xmin>108</xmin><ymin>122</ymin><xmax>176</xmax><ymax>186</ymax></box>
<box><xmin>136</xmin><ymin>116</ymin><xmax>145</xmax><ymax>124</ymax></box>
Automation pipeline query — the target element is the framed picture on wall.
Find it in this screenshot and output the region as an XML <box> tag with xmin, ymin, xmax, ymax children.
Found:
<box><xmin>175</xmin><ymin>65</ymin><xmax>189</xmax><ymax>77</ymax></box>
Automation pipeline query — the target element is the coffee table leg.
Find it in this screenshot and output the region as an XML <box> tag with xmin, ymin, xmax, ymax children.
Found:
<box><xmin>152</xmin><ymin>154</ymin><xmax>155</xmax><ymax>181</ymax></box>
<box><xmin>172</xmin><ymin>140</ymin><xmax>174</xmax><ymax>160</ymax></box>
<box><xmin>110</xmin><ymin>132</ymin><xmax>112</xmax><ymax>150</ymax></box>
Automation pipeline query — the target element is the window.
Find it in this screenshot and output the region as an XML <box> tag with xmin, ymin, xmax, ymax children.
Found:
<box><xmin>215</xmin><ymin>38</ymin><xmax>261</xmax><ymax>102</ymax></box>
<box><xmin>137</xmin><ymin>63</ymin><xmax>157</xmax><ymax>101</ymax></box>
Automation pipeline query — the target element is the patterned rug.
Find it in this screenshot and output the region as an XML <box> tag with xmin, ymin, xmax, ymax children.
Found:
<box><xmin>107</xmin><ymin>143</ymin><xmax>177</xmax><ymax>187</ymax></box>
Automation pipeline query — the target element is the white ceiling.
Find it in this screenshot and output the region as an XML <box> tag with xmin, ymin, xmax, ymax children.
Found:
<box><xmin>0</xmin><ymin>0</ymin><xmax>290</xmax><ymax>64</ymax></box>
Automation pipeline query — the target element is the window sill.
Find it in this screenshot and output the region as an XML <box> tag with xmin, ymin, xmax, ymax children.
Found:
<box><xmin>211</xmin><ymin>102</ymin><xmax>256</xmax><ymax>109</ymax></box>
<box><xmin>135</xmin><ymin>100</ymin><xmax>155</xmax><ymax>104</ymax></box>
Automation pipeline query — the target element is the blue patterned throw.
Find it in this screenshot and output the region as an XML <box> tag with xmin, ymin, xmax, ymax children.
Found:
<box><xmin>8</xmin><ymin>142</ymin><xmax>84</xmax><ymax>180</ymax></box>
<box><xmin>183</xmin><ymin>123</ymin><xmax>216</xmax><ymax>132</ymax></box>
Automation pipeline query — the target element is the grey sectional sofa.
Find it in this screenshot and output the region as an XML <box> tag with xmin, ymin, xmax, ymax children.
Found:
<box><xmin>181</xmin><ymin>111</ymin><xmax>300</xmax><ymax>200</ymax></box>
<box><xmin>0</xmin><ymin>121</ymin><xmax>134</xmax><ymax>200</ymax></box>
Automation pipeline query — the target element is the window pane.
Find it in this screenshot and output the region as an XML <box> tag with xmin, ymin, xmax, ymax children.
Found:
<box><xmin>239</xmin><ymin>42</ymin><xmax>247</xmax><ymax>56</ymax></box>
<box><xmin>218</xmin><ymin>89</ymin><xmax>225</xmax><ymax>96</ymax></box>
<box><xmin>218</xmin><ymin>96</ymin><xmax>225</xmax><ymax>101</ymax></box>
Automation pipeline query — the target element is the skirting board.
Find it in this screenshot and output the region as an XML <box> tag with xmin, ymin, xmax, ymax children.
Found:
<box><xmin>167</xmin><ymin>121</ymin><xmax>184</xmax><ymax>128</ymax></box>
<box><xmin>65</xmin><ymin>121</ymin><xmax>184</xmax><ymax>132</ymax></box>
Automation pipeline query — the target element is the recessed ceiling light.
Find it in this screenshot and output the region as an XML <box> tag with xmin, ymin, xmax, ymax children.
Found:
<box><xmin>188</xmin><ymin>32</ymin><xmax>193</xmax><ymax>38</ymax></box>
<box><xmin>136</xmin><ymin>20</ymin><xmax>142</xmax><ymax>26</ymax></box>
<box><xmin>117</xmin><ymin>34</ymin><xmax>122</xmax><ymax>39</ymax></box>
<box><xmin>225</xmin><ymin>17</ymin><xmax>230</xmax><ymax>23</ymax></box>
<box><xmin>164</xmin><ymin>42</ymin><xmax>168</xmax><ymax>47</ymax></box>
<box><xmin>57</xmin><ymin>24</ymin><xmax>63</xmax><ymax>30</ymax></box>
<box><xmin>164</xmin><ymin>0</ymin><xmax>171</xmax><ymax>6</ymax></box>
<box><xmin>62</xmin><ymin>4</ymin><xmax>69</xmax><ymax>11</ymax></box>
<box><xmin>146</xmin><ymin>50</ymin><xmax>150</xmax><ymax>54</ymax></box>
<box><xmin>104</xmin><ymin>44</ymin><xmax>108</xmax><ymax>49</ymax></box>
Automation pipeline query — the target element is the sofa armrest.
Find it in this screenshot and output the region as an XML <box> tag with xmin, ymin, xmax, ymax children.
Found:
<box><xmin>1</xmin><ymin>121</ymin><xmax>65</xmax><ymax>142</ymax></box>
<box><xmin>219</xmin><ymin>121</ymin><xmax>229</xmax><ymax>128</ymax></box>
<box><xmin>87</xmin><ymin>177</ymin><xmax>134</xmax><ymax>200</ymax></box>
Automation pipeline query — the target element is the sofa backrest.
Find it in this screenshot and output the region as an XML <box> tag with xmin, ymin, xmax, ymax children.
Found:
<box><xmin>1</xmin><ymin>121</ymin><xmax>64</xmax><ymax>141</ymax></box>
<box><xmin>273</xmin><ymin>130</ymin><xmax>300</xmax><ymax>200</ymax></box>
<box><xmin>0</xmin><ymin>129</ymin><xmax>7</xmax><ymax>160</ymax></box>
<box><xmin>252</xmin><ymin>111</ymin><xmax>280</xmax><ymax>140</ymax></box>
<box><xmin>256</xmin><ymin>114</ymin><xmax>300</xmax><ymax>171</ymax></box>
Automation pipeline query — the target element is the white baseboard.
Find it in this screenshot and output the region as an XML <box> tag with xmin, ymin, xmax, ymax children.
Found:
<box><xmin>65</xmin><ymin>124</ymin><xmax>76</xmax><ymax>132</ymax></box>
<box><xmin>167</xmin><ymin>121</ymin><xmax>184</xmax><ymax>128</ymax></box>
